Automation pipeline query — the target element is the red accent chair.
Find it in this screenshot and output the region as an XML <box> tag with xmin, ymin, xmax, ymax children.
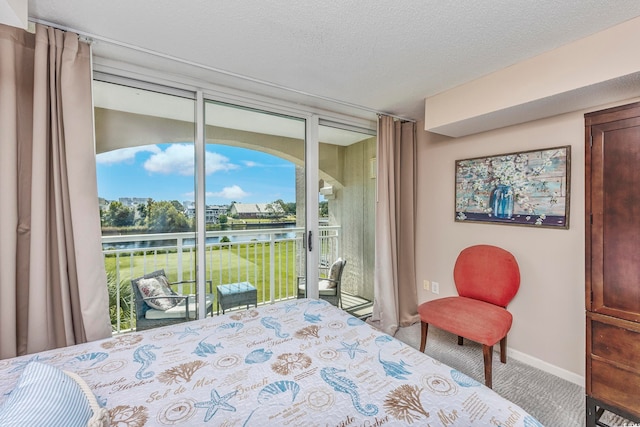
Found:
<box><xmin>418</xmin><ymin>245</ymin><xmax>520</xmax><ymax>388</ymax></box>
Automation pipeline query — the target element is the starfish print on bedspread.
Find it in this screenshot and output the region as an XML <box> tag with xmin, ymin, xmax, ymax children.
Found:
<box><xmin>283</xmin><ymin>302</ymin><xmax>300</xmax><ymax>313</ymax></box>
<box><xmin>337</xmin><ymin>341</ymin><xmax>366</xmax><ymax>359</ymax></box>
<box><xmin>195</xmin><ymin>388</ymin><xmax>238</xmax><ymax>422</ymax></box>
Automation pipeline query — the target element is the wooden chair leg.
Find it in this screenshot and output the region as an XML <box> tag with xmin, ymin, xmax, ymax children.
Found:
<box><xmin>419</xmin><ymin>322</ymin><xmax>428</xmax><ymax>352</ymax></box>
<box><xmin>458</xmin><ymin>336</ymin><xmax>464</xmax><ymax>346</ymax></box>
<box><xmin>500</xmin><ymin>336</ymin><xmax>507</xmax><ymax>363</ymax></box>
<box><xmin>482</xmin><ymin>344</ymin><xmax>493</xmax><ymax>389</ymax></box>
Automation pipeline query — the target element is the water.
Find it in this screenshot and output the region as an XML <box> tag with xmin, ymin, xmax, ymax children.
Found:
<box><xmin>102</xmin><ymin>227</ymin><xmax>298</xmax><ymax>250</ymax></box>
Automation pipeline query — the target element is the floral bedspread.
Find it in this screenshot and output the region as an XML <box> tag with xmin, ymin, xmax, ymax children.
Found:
<box><xmin>0</xmin><ymin>299</ymin><xmax>543</xmax><ymax>426</ymax></box>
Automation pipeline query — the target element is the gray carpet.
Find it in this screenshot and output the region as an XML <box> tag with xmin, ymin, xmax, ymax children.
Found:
<box><xmin>393</xmin><ymin>323</ymin><xmax>629</xmax><ymax>427</ymax></box>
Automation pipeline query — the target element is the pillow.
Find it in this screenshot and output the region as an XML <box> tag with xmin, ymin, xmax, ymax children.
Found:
<box><xmin>137</xmin><ymin>275</ymin><xmax>179</xmax><ymax>310</ymax></box>
<box><xmin>325</xmin><ymin>258</ymin><xmax>344</xmax><ymax>289</ymax></box>
<box><xmin>0</xmin><ymin>362</ymin><xmax>109</xmax><ymax>427</ymax></box>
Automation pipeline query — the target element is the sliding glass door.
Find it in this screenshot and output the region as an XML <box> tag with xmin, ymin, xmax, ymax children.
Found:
<box><xmin>315</xmin><ymin>123</ymin><xmax>377</xmax><ymax>316</ymax></box>
<box><xmin>203</xmin><ymin>101</ymin><xmax>307</xmax><ymax>308</ymax></box>
<box><xmin>93</xmin><ymin>80</ymin><xmax>197</xmax><ymax>332</ymax></box>
<box><xmin>94</xmin><ymin>75</ymin><xmax>376</xmax><ymax>331</ymax></box>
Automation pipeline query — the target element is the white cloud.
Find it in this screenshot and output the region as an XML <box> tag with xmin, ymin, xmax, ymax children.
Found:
<box><xmin>211</xmin><ymin>185</ymin><xmax>249</xmax><ymax>199</ymax></box>
<box><xmin>206</xmin><ymin>151</ymin><xmax>238</xmax><ymax>174</ymax></box>
<box><xmin>242</xmin><ymin>160</ymin><xmax>292</xmax><ymax>169</ymax></box>
<box><xmin>144</xmin><ymin>144</ymin><xmax>194</xmax><ymax>176</ymax></box>
<box><xmin>96</xmin><ymin>145</ymin><xmax>161</xmax><ymax>164</ymax></box>
<box><xmin>144</xmin><ymin>144</ymin><xmax>237</xmax><ymax>176</ymax></box>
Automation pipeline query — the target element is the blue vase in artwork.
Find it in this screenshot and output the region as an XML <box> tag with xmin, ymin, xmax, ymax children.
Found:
<box><xmin>490</xmin><ymin>184</ymin><xmax>514</xmax><ymax>219</ymax></box>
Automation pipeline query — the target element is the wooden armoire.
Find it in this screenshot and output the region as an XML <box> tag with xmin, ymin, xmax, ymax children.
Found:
<box><xmin>585</xmin><ymin>102</ymin><xmax>640</xmax><ymax>425</ymax></box>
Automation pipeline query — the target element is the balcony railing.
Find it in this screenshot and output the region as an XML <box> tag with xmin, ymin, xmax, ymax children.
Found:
<box><xmin>103</xmin><ymin>225</ymin><xmax>340</xmax><ymax>333</ymax></box>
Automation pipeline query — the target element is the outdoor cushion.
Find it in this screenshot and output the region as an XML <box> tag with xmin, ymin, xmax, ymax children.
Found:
<box><xmin>319</xmin><ymin>279</ymin><xmax>334</xmax><ymax>290</ymax></box>
<box><xmin>137</xmin><ymin>275</ymin><xmax>179</xmax><ymax>310</ymax></box>
<box><xmin>324</xmin><ymin>258</ymin><xmax>343</xmax><ymax>289</ymax></box>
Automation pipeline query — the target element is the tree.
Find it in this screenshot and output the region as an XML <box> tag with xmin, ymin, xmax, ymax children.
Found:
<box><xmin>106</xmin><ymin>201</ymin><xmax>135</xmax><ymax>227</ymax></box>
<box><xmin>319</xmin><ymin>201</ymin><xmax>329</xmax><ymax>217</ymax></box>
<box><xmin>218</xmin><ymin>214</ymin><xmax>228</xmax><ymax>224</ymax></box>
<box><xmin>285</xmin><ymin>202</ymin><xmax>296</xmax><ymax>215</ymax></box>
<box><xmin>265</xmin><ymin>201</ymin><xmax>285</xmax><ymax>221</ymax></box>
<box><xmin>170</xmin><ymin>200</ymin><xmax>184</xmax><ymax>212</ymax></box>
<box><xmin>135</xmin><ymin>202</ymin><xmax>148</xmax><ymax>226</ymax></box>
<box><xmin>274</xmin><ymin>199</ymin><xmax>287</xmax><ymax>211</ymax></box>
<box><xmin>147</xmin><ymin>201</ymin><xmax>191</xmax><ymax>232</ymax></box>
<box><xmin>99</xmin><ymin>208</ymin><xmax>106</xmax><ymax>226</ymax></box>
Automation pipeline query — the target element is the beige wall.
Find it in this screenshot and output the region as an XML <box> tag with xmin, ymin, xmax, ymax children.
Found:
<box><xmin>327</xmin><ymin>137</ymin><xmax>377</xmax><ymax>301</ymax></box>
<box><xmin>415</xmin><ymin>96</ymin><xmax>640</xmax><ymax>384</ymax></box>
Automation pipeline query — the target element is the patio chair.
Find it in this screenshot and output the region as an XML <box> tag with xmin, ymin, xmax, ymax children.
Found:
<box><xmin>131</xmin><ymin>270</ymin><xmax>214</xmax><ymax>331</ymax></box>
<box><xmin>298</xmin><ymin>258</ymin><xmax>347</xmax><ymax>308</ymax></box>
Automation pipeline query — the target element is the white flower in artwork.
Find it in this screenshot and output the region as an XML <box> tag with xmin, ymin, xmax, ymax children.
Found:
<box><xmin>456</xmin><ymin>148</ymin><xmax>565</xmax><ymax>218</ymax></box>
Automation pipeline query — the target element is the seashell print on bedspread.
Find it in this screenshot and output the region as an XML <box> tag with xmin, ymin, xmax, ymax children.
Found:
<box><xmin>0</xmin><ymin>299</ymin><xmax>543</xmax><ymax>426</ymax></box>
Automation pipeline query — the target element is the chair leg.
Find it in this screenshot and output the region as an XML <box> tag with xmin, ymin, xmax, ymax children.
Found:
<box><xmin>458</xmin><ymin>336</ymin><xmax>464</xmax><ymax>346</ymax></box>
<box><xmin>500</xmin><ymin>336</ymin><xmax>507</xmax><ymax>364</ymax></box>
<box><xmin>419</xmin><ymin>322</ymin><xmax>429</xmax><ymax>352</ymax></box>
<box><xmin>482</xmin><ymin>344</ymin><xmax>493</xmax><ymax>389</ymax></box>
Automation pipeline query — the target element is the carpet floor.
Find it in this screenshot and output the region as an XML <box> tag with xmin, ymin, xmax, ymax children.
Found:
<box><xmin>393</xmin><ymin>322</ymin><xmax>629</xmax><ymax>427</ymax></box>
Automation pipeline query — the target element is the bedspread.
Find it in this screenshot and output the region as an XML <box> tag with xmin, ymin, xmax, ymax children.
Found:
<box><xmin>0</xmin><ymin>298</ymin><xmax>543</xmax><ymax>426</ymax></box>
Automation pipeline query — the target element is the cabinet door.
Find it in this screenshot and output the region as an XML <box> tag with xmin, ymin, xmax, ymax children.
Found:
<box><xmin>587</xmin><ymin>313</ymin><xmax>640</xmax><ymax>413</ymax></box>
<box><xmin>587</xmin><ymin>112</ymin><xmax>640</xmax><ymax>323</ymax></box>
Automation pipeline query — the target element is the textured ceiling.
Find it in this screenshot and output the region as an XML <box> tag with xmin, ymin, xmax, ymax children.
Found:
<box><xmin>27</xmin><ymin>0</ymin><xmax>640</xmax><ymax>121</ymax></box>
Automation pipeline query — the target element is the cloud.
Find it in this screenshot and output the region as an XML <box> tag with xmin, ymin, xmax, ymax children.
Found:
<box><xmin>242</xmin><ymin>160</ymin><xmax>293</xmax><ymax>169</ymax></box>
<box><xmin>211</xmin><ymin>185</ymin><xmax>249</xmax><ymax>199</ymax></box>
<box><xmin>144</xmin><ymin>144</ymin><xmax>237</xmax><ymax>176</ymax></box>
<box><xmin>206</xmin><ymin>151</ymin><xmax>238</xmax><ymax>174</ymax></box>
<box><xmin>96</xmin><ymin>145</ymin><xmax>161</xmax><ymax>165</ymax></box>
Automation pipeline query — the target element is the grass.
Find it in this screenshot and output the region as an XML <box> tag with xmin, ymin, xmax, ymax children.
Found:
<box><xmin>104</xmin><ymin>241</ymin><xmax>299</xmax><ymax>304</ymax></box>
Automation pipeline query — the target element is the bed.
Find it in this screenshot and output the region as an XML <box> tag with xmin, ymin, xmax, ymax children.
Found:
<box><xmin>0</xmin><ymin>298</ymin><xmax>543</xmax><ymax>426</ymax></box>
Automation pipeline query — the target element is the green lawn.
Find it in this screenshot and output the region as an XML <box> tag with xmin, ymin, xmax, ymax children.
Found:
<box><xmin>105</xmin><ymin>241</ymin><xmax>299</xmax><ymax>303</ymax></box>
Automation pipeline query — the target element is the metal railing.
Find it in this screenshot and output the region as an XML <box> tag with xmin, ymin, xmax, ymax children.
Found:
<box><xmin>103</xmin><ymin>225</ymin><xmax>340</xmax><ymax>333</ymax></box>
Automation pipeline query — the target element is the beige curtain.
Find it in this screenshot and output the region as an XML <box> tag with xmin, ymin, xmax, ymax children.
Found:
<box><xmin>370</xmin><ymin>115</ymin><xmax>419</xmax><ymax>335</ymax></box>
<box><xmin>0</xmin><ymin>23</ymin><xmax>112</xmax><ymax>359</ymax></box>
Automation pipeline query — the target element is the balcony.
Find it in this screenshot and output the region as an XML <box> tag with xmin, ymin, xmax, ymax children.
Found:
<box><xmin>103</xmin><ymin>225</ymin><xmax>371</xmax><ymax>333</ymax></box>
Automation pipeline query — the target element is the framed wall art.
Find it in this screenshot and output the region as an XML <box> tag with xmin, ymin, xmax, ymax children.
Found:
<box><xmin>455</xmin><ymin>146</ymin><xmax>570</xmax><ymax>228</ymax></box>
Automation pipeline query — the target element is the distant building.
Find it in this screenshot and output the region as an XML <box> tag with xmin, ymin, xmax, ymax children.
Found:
<box><xmin>119</xmin><ymin>197</ymin><xmax>148</xmax><ymax>208</ymax></box>
<box><xmin>183</xmin><ymin>202</ymin><xmax>229</xmax><ymax>224</ymax></box>
<box><xmin>229</xmin><ymin>202</ymin><xmax>284</xmax><ymax>219</ymax></box>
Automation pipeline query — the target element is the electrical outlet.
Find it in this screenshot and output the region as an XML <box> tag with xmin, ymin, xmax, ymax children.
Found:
<box><xmin>423</xmin><ymin>280</ymin><xmax>430</xmax><ymax>291</ymax></box>
<box><xmin>432</xmin><ymin>281</ymin><xmax>440</xmax><ymax>294</ymax></box>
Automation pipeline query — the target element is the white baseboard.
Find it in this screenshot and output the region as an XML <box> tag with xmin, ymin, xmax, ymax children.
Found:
<box><xmin>508</xmin><ymin>348</ymin><xmax>584</xmax><ymax>387</ymax></box>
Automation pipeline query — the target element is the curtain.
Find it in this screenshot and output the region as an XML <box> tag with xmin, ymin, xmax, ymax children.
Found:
<box><xmin>370</xmin><ymin>115</ymin><xmax>419</xmax><ymax>335</ymax></box>
<box><xmin>0</xmin><ymin>23</ymin><xmax>112</xmax><ymax>359</ymax></box>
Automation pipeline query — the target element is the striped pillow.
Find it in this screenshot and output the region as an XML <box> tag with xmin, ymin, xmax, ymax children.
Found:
<box><xmin>0</xmin><ymin>362</ymin><xmax>108</xmax><ymax>427</ymax></box>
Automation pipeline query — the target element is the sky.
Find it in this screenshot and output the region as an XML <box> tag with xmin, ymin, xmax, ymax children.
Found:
<box><xmin>96</xmin><ymin>143</ymin><xmax>296</xmax><ymax>205</ymax></box>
